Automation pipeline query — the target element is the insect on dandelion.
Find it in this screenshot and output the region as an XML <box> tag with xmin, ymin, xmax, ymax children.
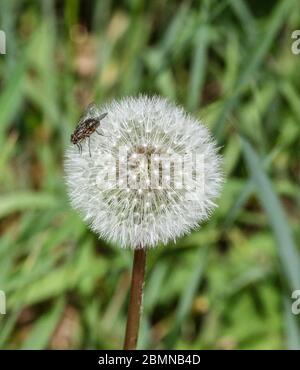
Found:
<box><xmin>64</xmin><ymin>95</ymin><xmax>223</xmax><ymax>349</ymax></box>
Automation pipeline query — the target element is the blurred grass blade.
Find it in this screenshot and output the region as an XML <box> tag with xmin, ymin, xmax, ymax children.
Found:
<box><xmin>21</xmin><ymin>298</ymin><xmax>65</xmax><ymax>349</ymax></box>
<box><xmin>235</xmin><ymin>0</ymin><xmax>295</xmax><ymax>89</ymax></box>
<box><xmin>160</xmin><ymin>2</ymin><xmax>190</xmax><ymax>52</ymax></box>
<box><xmin>223</xmin><ymin>147</ymin><xmax>280</xmax><ymax>229</ymax></box>
<box><xmin>229</xmin><ymin>0</ymin><xmax>256</xmax><ymax>40</ymax></box>
<box><xmin>214</xmin><ymin>0</ymin><xmax>296</xmax><ymax>138</ymax></box>
<box><xmin>241</xmin><ymin>138</ymin><xmax>300</xmax><ymax>291</ymax></box>
<box><xmin>187</xmin><ymin>24</ymin><xmax>209</xmax><ymax>111</ymax></box>
<box><xmin>139</xmin><ymin>262</ymin><xmax>168</xmax><ymax>348</ymax></box>
<box><xmin>281</xmin><ymin>81</ymin><xmax>300</xmax><ymax>120</ymax></box>
<box><xmin>0</xmin><ymin>309</ymin><xmax>21</xmax><ymax>348</ymax></box>
<box><xmin>0</xmin><ymin>192</ymin><xmax>59</xmax><ymax>218</ymax></box>
<box><xmin>283</xmin><ymin>295</ymin><xmax>300</xmax><ymax>350</ymax></box>
<box><xmin>165</xmin><ymin>246</ymin><xmax>208</xmax><ymax>348</ymax></box>
<box><xmin>0</xmin><ymin>61</ymin><xmax>26</xmax><ymax>144</ymax></box>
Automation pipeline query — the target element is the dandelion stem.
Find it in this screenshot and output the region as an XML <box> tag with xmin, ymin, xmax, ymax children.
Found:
<box><xmin>123</xmin><ymin>248</ymin><xmax>146</xmax><ymax>350</ymax></box>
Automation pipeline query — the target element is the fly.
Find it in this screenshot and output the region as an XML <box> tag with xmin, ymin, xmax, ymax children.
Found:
<box><xmin>71</xmin><ymin>104</ymin><xmax>107</xmax><ymax>157</ymax></box>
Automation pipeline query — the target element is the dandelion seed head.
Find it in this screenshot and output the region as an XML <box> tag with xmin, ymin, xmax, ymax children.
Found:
<box><xmin>65</xmin><ymin>96</ymin><xmax>223</xmax><ymax>248</ymax></box>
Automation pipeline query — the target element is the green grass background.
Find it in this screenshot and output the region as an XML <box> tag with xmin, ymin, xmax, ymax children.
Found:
<box><xmin>0</xmin><ymin>0</ymin><xmax>299</xmax><ymax>349</ymax></box>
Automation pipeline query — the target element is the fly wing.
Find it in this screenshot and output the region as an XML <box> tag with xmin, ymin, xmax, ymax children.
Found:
<box><xmin>75</xmin><ymin>103</ymin><xmax>98</xmax><ymax>130</ymax></box>
<box><xmin>99</xmin><ymin>112</ymin><xmax>108</xmax><ymax>120</ymax></box>
<box><xmin>74</xmin><ymin>104</ymin><xmax>106</xmax><ymax>134</ymax></box>
<box><xmin>85</xmin><ymin>103</ymin><xmax>99</xmax><ymax>117</ymax></box>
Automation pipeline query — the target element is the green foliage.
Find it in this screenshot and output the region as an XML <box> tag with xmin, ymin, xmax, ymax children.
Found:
<box><xmin>0</xmin><ymin>0</ymin><xmax>299</xmax><ymax>349</ymax></box>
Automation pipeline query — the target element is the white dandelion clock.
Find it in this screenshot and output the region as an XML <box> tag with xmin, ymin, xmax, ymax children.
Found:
<box><xmin>64</xmin><ymin>95</ymin><xmax>223</xmax><ymax>349</ymax></box>
<box><xmin>65</xmin><ymin>96</ymin><xmax>223</xmax><ymax>249</ymax></box>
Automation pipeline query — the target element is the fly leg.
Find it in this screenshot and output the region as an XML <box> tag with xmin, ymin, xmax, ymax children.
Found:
<box><xmin>96</xmin><ymin>130</ymin><xmax>105</xmax><ymax>136</ymax></box>
<box><xmin>88</xmin><ymin>136</ymin><xmax>91</xmax><ymax>157</ymax></box>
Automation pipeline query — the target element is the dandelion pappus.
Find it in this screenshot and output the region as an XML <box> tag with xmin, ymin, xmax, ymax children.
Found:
<box><xmin>71</xmin><ymin>103</ymin><xmax>108</xmax><ymax>157</ymax></box>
